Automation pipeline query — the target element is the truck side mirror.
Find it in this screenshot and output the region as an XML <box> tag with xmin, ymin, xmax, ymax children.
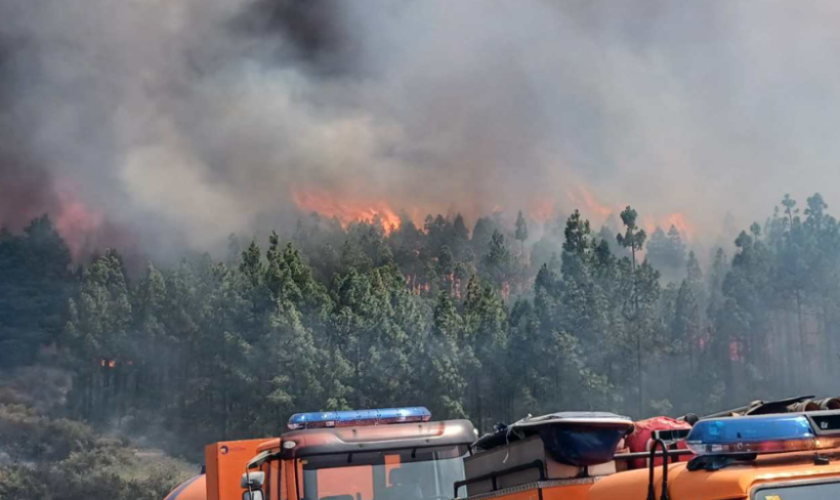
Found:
<box><xmin>241</xmin><ymin>471</ymin><xmax>265</xmax><ymax>489</ymax></box>
<box><xmin>242</xmin><ymin>471</ymin><xmax>265</xmax><ymax>500</ymax></box>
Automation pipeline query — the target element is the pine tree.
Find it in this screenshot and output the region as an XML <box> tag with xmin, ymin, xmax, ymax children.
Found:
<box><xmin>646</xmin><ymin>227</ymin><xmax>668</xmax><ymax>265</ymax></box>
<box><xmin>615</xmin><ymin>206</ymin><xmax>658</xmax><ymax>417</ymax></box>
<box><xmin>702</xmin><ymin>247</ymin><xmax>729</xmax><ymax>407</ymax></box>
<box><xmin>471</xmin><ymin>217</ymin><xmax>499</xmax><ymax>253</ymax></box>
<box><xmin>133</xmin><ymin>263</ymin><xmax>169</xmax><ymax>408</ymax></box>
<box><xmin>64</xmin><ymin>249</ymin><xmax>133</xmax><ymax>421</ymax></box>
<box><xmin>390</xmin><ymin>216</ymin><xmax>424</xmax><ymax>275</ymax></box>
<box><xmin>617</xmin><ymin>206</ymin><xmax>647</xmax><ymax>271</ymax></box>
<box><xmin>447</xmin><ymin>213</ymin><xmax>470</xmax><ymax>263</ymax></box>
<box><xmin>481</xmin><ymin>230</ymin><xmax>512</xmax><ymax>289</ymax></box>
<box><xmin>672</xmin><ymin>276</ymin><xmax>701</xmax><ymax>369</ymax></box>
<box><xmin>515</xmin><ymin>210</ymin><xmax>529</xmax><ymax>257</ymax></box>
<box><xmin>803</xmin><ymin>193</ymin><xmax>840</xmax><ymax>376</ymax></box>
<box><xmin>462</xmin><ymin>275</ymin><xmax>509</xmax><ymax>429</ymax></box>
<box><xmin>772</xmin><ymin>195</ymin><xmax>810</xmax><ymax>389</ymax></box>
<box><xmin>559</xmin><ymin>211</ymin><xmax>609</xmax><ymax>364</ymax></box>
<box><xmin>667</xmin><ymin>225</ymin><xmax>687</xmax><ymax>267</ymax></box>
<box><xmin>226</xmin><ymin>233</ymin><xmax>242</xmax><ymax>267</ymax></box>
<box><xmin>0</xmin><ymin>215</ymin><xmax>73</xmax><ymax>367</ymax></box>
<box><xmin>425</xmin><ymin>215</ymin><xmax>454</xmax><ymax>257</ymax></box>
<box><xmin>423</xmin><ymin>292</ymin><xmax>467</xmax><ymax>418</ymax></box>
<box><xmin>718</xmin><ymin>226</ymin><xmax>772</xmax><ymax>402</ymax></box>
<box><xmin>646</xmin><ymin>225</ymin><xmax>686</xmax><ymax>278</ymax></box>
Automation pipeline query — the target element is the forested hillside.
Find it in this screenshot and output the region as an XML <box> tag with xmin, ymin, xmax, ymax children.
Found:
<box><xmin>1</xmin><ymin>194</ymin><xmax>839</xmax><ymax>461</ymax></box>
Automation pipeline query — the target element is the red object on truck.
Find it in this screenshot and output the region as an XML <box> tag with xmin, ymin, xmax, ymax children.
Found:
<box><xmin>624</xmin><ymin>416</ymin><xmax>692</xmax><ymax>469</ymax></box>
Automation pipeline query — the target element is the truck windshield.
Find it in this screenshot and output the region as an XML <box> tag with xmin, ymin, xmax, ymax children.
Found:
<box><xmin>299</xmin><ymin>445</ymin><xmax>468</xmax><ymax>500</ymax></box>
<box><xmin>754</xmin><ymin>481</ymin><xmax>840</xmax><ymax>499</ymax></box>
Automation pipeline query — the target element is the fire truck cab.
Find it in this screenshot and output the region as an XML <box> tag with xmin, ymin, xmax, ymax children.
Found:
<box><xmin>243</xmin><ymin>407</ymin><xmax>476</xmax><ymax>500</ymax></box>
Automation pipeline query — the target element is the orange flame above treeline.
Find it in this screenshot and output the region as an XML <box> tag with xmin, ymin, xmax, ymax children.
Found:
<box><xmin>662</xmin><ymin>212</ymin><xmax>695</xmax><ymax>241</ymax></box>
<box><xmin>527</xmin><ymin>198</ymin><xmax>556</xmax><ymax>223</ymax></box>
<box><xmin>292</xmin><ymin>184</ymin><xmax>697</xmax><ymax>243</ymax></box>
<box><xmin>0</xmin><ymin>181</ymin><xmax>106</xmax><ymax>262</ymax></box>
<box><xmin>54</xmin><ymin>184</ymin><xmax>105</xmax><ymax>259</ymax></box>
<box><xmin>566</xmin><ymin>186</ymin><xmax>696</xmax><ymax>242</ymax></box>
<box><xmin>566</xmin><ymin>186</ymin><xmax>614</xmax><ymax>221</ymax></box>
<box><xmin>292</xmin><ymin>189</ymin><xmax>403</xmax><ymax>234</ymax></box>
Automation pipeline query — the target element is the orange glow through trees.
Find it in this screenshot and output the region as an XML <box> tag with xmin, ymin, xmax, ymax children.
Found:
<box><xmin>664</xmin><ymin>212</ymin><xmax>695</xmax><ymax>242</ymax></box>
<box><xmin>292</xmin><ymin>184</ymin><xmax>697</xmax><ymax>242</ymax></box>
<box><xmin>565</xmin><ymin>186</ymin><xmax>616</xmax><ymax>224</ymax></box>
<box><xmin>293</xmin><ymin>189</ymin><xmax>402</xmax><ymax>234</ymax></box>
<box><xmin>643</xmin><ymin>212</ymin><xmax>696</xmax><ymax>242</ymax></box>
<box><xmin>527</xmin><ymin>198</ymin><xmax>556</xmax><ymax>223</ymax></box>
<box><xmin>55</xmin><ymin>184</ymin><xmax>105</xmax><ymax>260</ymax></box>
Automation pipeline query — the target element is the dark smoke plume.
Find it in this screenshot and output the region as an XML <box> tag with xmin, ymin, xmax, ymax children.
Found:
<box><xmin>1</xmin><ymin>0</ymin><xmax>839</xmax><ymax>260</ymax></box>
<box><xmin>232</xmin><ymin>0</ymin><xmax>359</xmax><ymax>76</ymax></box>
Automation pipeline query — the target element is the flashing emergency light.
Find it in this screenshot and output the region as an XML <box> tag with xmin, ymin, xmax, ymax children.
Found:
<box><xmin>288</xmin><ymin>407</ymin><xmax>431</xmax><ymax>430</ymax></box>
<box><xmin>686</xmin><ymin>413</ymin><xmax>840</xmax><ymax>456</ymax></box>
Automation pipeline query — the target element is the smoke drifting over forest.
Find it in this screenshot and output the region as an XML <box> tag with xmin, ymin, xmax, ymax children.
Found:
<box><xmin>2</xmin><ymin>0</ymin><xmax>840</xmax><ymax>258</ymax></box>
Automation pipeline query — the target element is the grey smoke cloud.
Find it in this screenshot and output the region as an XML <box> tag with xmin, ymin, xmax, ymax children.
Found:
<box><xmin>1</xmin><ymin>0</ymin><xmax>839</xmax><ymax>257</ymax></box>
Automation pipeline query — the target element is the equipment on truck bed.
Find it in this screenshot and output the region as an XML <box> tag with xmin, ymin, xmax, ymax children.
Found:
<box><xmin>460</xmin><ymin>412</ymin><xmax>632</xmax><ymax>496</ymax></box>
<box><xmin>472</xmin><ymin>412</ymin><xmax>633</xmax><ymax>465</ymax></box>
<box><xmin>624</xmin><ymin>416</ymin><xmax>692</xmax><ymax>469</ymax></box>
<box><xmin>698</xmin><ymin>394</ymin><xmax>819</xmax><ymax>419</ymax></box>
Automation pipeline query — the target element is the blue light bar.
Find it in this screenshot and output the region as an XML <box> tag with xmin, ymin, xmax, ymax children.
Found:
<box><xmin>288</xmin><ymin>407</ymin><xmax>431</xmax><ymax>430</ymax></box>
<box><xmin>686</xmin><ymin>414</ymin><xmax>820</xmax><ymax>456</ymax></box>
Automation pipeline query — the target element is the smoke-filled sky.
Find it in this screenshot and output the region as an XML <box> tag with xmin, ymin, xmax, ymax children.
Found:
<box><xmin>2</xmin><ymin>0</ymin><xmax>840</xmax><ymax>258</ymax></box>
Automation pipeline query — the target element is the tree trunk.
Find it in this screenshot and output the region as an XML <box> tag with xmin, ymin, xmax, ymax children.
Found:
<box><xmin>795</xmin><ymin>290</ymin><xmax>806</xmax><ymax>390</ymax></box>
<box><xmin>636</xmin><ymin>329</ymin><xmax>643</xmax><ymax>418</ymax></box>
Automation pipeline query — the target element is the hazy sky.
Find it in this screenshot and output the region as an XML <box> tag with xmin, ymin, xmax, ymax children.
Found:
<box><xmin>1</xmin><ymin>0</ymin><xmax>839</xmax><ymax>257</ymax></box>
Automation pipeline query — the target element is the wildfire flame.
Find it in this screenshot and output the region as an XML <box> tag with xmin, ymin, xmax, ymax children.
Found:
<box><xmin>664</xmin><ymin>212</ymin><xmax>695</xmax><ymax>242</ymax></box>
<box><xmin>643</xmin><ymin>212</ymin><xmax>696</xmax><ymax>242</ymax></box>
<box><xmin>99</xmin><ymin>358</ymin><xmax>133</xmax><ymax>369</ymax></box>
<box><xmin>527</xmin><ymin>198</ymin><xmax>556</xmax><ymax>223</ymax></box>
<box><xmin>291</xmin><ymin>183</ymin><xmax>697</xmax><ymax>243</ymax></box>
<box><xmin>54</xmin><ymin>183</ymin><xmax>105</xmax><ymax>260</ymax></box>
<box><xmin>293</xmin><ymin>189</ymin><xmax>402</xmax><ymax>234</ymax></box>
<box><xmin>565</xmin><ymin>185</ymin><xmax>696</xmax><ymax>243</ymax></box>
<box><xmin>565</xmin><ymin>186</ymin><xmax>616</xmax><ymax>224</ymax></box>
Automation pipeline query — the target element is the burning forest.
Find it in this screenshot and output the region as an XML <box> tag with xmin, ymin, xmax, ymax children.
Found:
<box><xmin>3</xmin><ymin>1</ymin><xmax>840</xmax><ymax>500</ymax></box>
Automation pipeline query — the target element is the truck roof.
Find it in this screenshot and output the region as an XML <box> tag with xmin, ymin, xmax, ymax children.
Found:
<box><xmin>257</xmin><ymin>438</ymin><xmax>281</xmax><ymax>453</ymax></box>
<box><xmin>279</xmin><ymin>419</ymin><xmax>475</xmax><ymax>459</ymax></box>
<box><xmin>589</xmin><ymin>450</ymin><xmax>840</xmax><ymax>500</ymax></box>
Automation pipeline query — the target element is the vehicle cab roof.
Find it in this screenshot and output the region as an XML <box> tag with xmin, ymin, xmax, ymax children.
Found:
<box><xmin>257</xmin><ymin>438</ymin><xmax>281</xmax><ymax>453</ymax></box>
<box><xmin>588</xmin><ymin>450</ymin><xmax>840</xmax><ymax>500</ymax></box>
<box><xmin>279</xmin><ymin>419</ymin><xmax>475</xmax><ymax>459</ymax></box>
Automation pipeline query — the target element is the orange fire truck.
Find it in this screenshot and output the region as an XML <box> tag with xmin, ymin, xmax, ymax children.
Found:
<box><xmin>168</xmin><ymin>397</ymin><xmax>840</xmax><ymax>500</ymax></box>
<box><xmin>165</xmin><ymin>407</ymin><xmax>476</xmax><ymax>500</ymax></box>
<box><xmin>454</xmin><ymin>396</ymin><xmax>840</xmax><ymax>500</ymax></box>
